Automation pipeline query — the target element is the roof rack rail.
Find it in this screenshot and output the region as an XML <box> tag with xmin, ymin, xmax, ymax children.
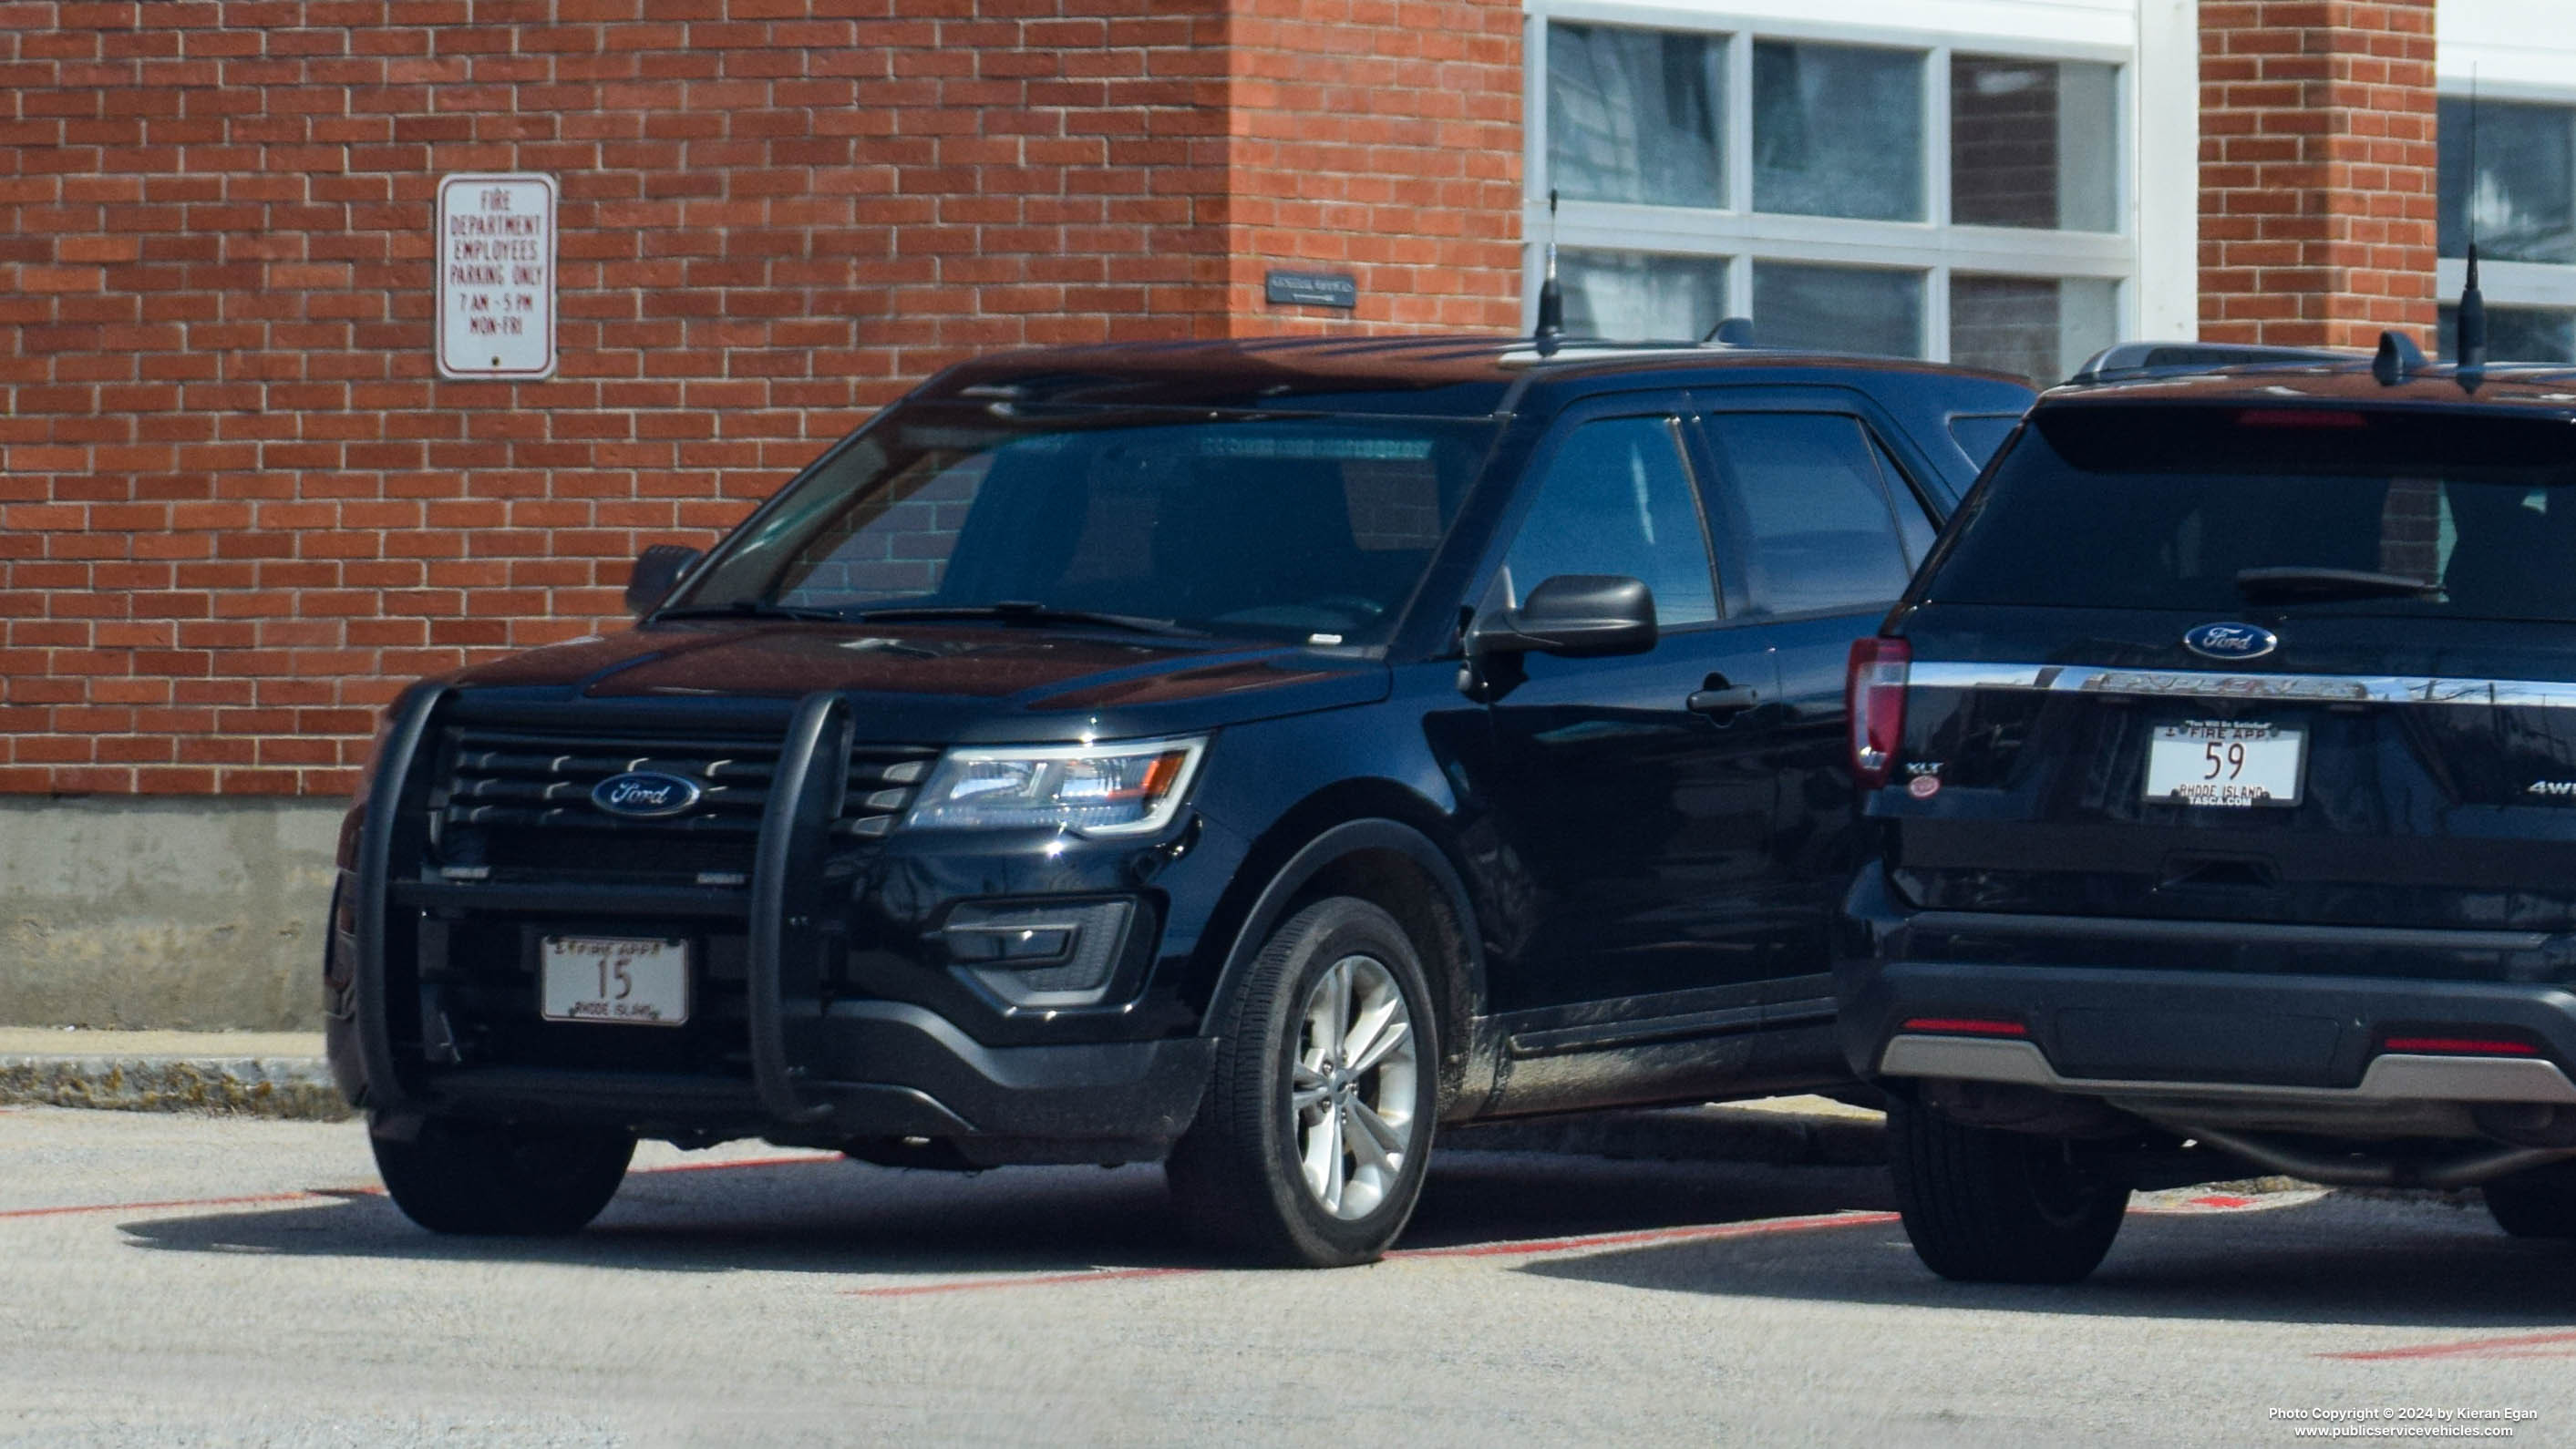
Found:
<box><xmin>2066</xmin><ymin>341</ymin><xmax>2354</xmax><ymax>386</ymax></box>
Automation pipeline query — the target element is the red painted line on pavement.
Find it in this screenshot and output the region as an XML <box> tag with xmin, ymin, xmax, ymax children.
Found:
<box><xmin>0</xmin><ymin>1189</ymin><xmax>327</xmax><ymax>1221</ymax></box>
<box><xmin>0</xmin><ymin>1152</ymin><xmax>834</xmax><ymax>1223</ymax></box>
<box><xmin>629</xmin><ymin>1153</ymin><xmax>840</xmax><ymax>1177</ymax></box>
<box><xmin>1387</xmin><ymin>1210</ymin><xmax>1903</xmax><ymax>1262</ymax></box>
<box><xmin>840</xmin><ymin>1209</ymin><xmax>1903</xmax><ymax>1300</ymax></box>
<box><xmin>2324</xmin><ymin>1331</ymin><xmax>2576</xmax><ymax>1362</ymax></box>
<box><xmin>848</xmin><ymin>1266</ymin><xmax>1200</xmax><ymax>1299</ymax></box>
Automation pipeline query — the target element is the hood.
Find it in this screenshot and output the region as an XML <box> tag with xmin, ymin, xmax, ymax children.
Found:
<box><xmin>442</xmin><ymin>622</ymin><xmax>1391</xmax><ymax>742</ymax></box>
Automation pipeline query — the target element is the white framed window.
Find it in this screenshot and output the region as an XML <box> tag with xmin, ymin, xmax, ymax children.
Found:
<box><xmin>2437</xmin><ymin>89</ymin><xmax>2576</xmax><ymax>363</ymax></box>
<box><xmin>1529</xmin><ymin>8</ymin><xmax>2138</xmax><ymax>385</ymax></box>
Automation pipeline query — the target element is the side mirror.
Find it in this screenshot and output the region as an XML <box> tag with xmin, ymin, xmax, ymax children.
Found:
<box><xmin>1474</xmin><ymin>573</ymin><xmax>1659</xmax><ymax>659</ymax></box>
<box><xmin>624</xmin><ymin>544</ymin><xmax>703</xmax><ymax>617</ymax></box>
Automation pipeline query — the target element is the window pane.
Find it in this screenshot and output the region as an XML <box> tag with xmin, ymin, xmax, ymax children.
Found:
<box><xmin>1948</xmin><ymin>415</ymin><xmax>2020</xmax><ymax>468</ymax></box>
<box><xmin>1952</xmin><ymin>57</ymin><xmax>2118</xmax><ymax>231</ymax></box>
<box><xmin>1503</xmin><ymin>417</ymin><xmax>1718</xmax><ymax>626</ymax></box>
<box><xmin>2438</xmin><ymin>98</ymin><xmax>2576</xmax><ymax>264</ymax></box>
<box><xmin>1751</xmin><ymin>262</ymin><xmax>1922</xmax><ymax>357</ymax></box>
<box><xmin>1702</xmin><ymin>413</ymin><xmax>1913</xmax><ymax>615</ymax></box>
<box><xmin>2437</xmin><ymin>303</ymin><xmax>2576</xmax><ymax>363</ymax></box>
<box><xmin>1752</xmin><ymin>41</ymin><xmax>1923</xmax><ymax>221</ymax></box>
<box><xmin>1873</xmin><ymin>440</ymin><xmax>1940</xmax><ymax>566</ymax></box>
<box><xmin>1560</xmin><ymin>249</ymin><xmax>1728</xmax><ymax>342</ymax></box>
<box><xmin>1949</xmin><ymin>274</ymin><xmax>2120</xmax><ymax>385</ymax></box>
<box><xmin>1547</xmin><ymin>24</ymin><xmax>1727</xmax><ymax>210</ymax></box>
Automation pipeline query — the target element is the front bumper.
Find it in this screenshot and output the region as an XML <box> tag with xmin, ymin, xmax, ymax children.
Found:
<box><xmin>338</xmin><ymin>686</ymin><xmax>1220</xmax><ymax>1163</ymax></box>
<box><xmin>329</xmin><ymin>1003</ymin><xmax>1214</xmax><ymax>1161</ymax></box>
<box><xmin>1835</xmin><ymin>862</ymin><xmax>2576</xmax><ymax>1112</ymax></box>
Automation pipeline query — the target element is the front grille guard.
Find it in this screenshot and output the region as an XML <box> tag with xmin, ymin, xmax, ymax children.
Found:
<box><xmin>355</xmin><ymin>687</ymin><xmax>858</xmax><ymax>1125</ymax></box>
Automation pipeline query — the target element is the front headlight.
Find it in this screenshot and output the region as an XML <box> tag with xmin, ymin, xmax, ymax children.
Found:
<box><xmin>903</xmin><ymin>735</ymin><xmax>1208</xmax><ymax>838</ymax></box>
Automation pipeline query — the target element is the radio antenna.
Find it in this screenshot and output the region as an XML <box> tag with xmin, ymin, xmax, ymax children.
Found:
<box><xmin>1532</xmin><ymin>189</ymin><xmax>1564</xmax><ymax>357</ymax></box>
<box><xmin>2458</xmin><ymin>67</ymin><xmax>2488</xmax><ymax>375</ymax></box>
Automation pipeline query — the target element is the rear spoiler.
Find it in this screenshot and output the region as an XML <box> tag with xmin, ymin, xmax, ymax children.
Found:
<box><xmin>2066</xmin><ymin>342</ymin><xmax>2356</xmax><ymax>386</ymax></box>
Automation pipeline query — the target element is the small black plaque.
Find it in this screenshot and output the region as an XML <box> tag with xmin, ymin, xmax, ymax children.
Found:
<box><xmin>1264</xmin><ymin>270</ymin><xmax>1357</xmax><ymax>310</ymax></box>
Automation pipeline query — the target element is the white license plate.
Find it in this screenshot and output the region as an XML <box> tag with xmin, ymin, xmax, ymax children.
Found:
<box><xmin>2144</xmin><ymin>721</ymin><xmax>2306</xmax><ymax>807</ymax></box>
<box><xmin>541</xmin><ymin>936</ymin><xmax>691</xmax><ymax>1027</ymax></box>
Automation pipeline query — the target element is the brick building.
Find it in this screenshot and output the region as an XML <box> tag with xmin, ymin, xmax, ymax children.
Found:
<box><xmin>2</xmin><ymin>0</ymin><xmax>2571</xmax><ymax>1026</ymax></box>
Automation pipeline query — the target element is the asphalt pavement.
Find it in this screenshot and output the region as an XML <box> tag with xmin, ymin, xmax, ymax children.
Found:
<box><xmin>3</xmin><ymin>1105</ymin><xmax>2572</xmax><ymax>1446</ymax></box>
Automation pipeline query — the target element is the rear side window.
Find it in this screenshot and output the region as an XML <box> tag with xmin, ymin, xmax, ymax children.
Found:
<box><xmin>1929</xmin><ymin>404</ymin><xmax>2576</xmax><ymax>620</ymax></box>
<box><xmin>1700</xmin><ymin>412</ymin><xmax>1915</xmax><ymax>615</ymax></box>
<box><xmin>1948</xmin><ymin>414</ymin><xmax>2019</xmax><ymax>468</ymax></box>
<box><xmin>1501</xmin><ymin>416</ymin><xmax>1719</xmax><ymax>626</ymax></box>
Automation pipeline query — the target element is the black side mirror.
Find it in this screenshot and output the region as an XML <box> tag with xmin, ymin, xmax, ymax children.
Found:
<box><xmin>625</xmin><ymin>544</ymin><xmax>703</xmax><ymax>617</ymax></box>
<box><xmin>1474</xmin><ymin>573</ymin><xmax>1659</xmax><ymax>659</ymax></box>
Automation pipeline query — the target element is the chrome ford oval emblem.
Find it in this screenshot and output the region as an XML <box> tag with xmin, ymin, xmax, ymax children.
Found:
<box><xmin>2182</xmin><ymin>622</ymin><xmax>2279</xmax><ymax>661</ymax></box>
<box><xmin>591</xmin><ymin>771</ymin><xmax>703</xmax><ymax>819</ymax></box>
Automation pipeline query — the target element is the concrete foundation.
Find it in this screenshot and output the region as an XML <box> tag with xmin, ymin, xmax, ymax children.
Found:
<box><xmin>0</xmin><ymin>796</ymin><xmax>344</xmax><ymax>1031</ymax></box>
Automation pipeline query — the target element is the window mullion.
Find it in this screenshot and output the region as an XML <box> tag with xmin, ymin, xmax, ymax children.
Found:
<box><xmin>1728</xmin><ymin>31</ymin><xmax>1755</xmax><ymax>216</ymax></box>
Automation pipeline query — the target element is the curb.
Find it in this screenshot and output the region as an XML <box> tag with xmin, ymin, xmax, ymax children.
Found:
<box><xmin>0</xmin><ymin>1054</ymin><xmax>351</xmax><ymax>1122</ymax></box>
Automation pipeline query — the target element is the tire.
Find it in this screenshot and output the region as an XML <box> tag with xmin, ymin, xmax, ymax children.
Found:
<box><xmin>1887</xmin><ymin>1094</ymin><xmax>2129</xmax><ymax>1284</ymax></box>
<box><xmin>372</xmin><ymin>1116</ymin><xmax>635</xmax><ymax>1237</ymax></box>
<box><xmin>2485</xmin><ymin>1162</ymin><xmax>2576</xmax><ymax>1239</ymax></box>
<box><xmin>1168</xmin><ymin>896</ymin><xmax>1439</xmax><ymax>1268</ymax></box>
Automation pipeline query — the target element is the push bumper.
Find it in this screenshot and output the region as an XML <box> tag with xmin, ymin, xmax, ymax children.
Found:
<box><xmin>340</xmin><ymin>686</ymin><xmax>1216</xmax><ymax>1164</ymax></box>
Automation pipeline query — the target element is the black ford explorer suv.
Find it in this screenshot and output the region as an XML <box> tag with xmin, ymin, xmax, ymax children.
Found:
<box><xmin>331</xmin><ymin>334</ymin><xmax>2031</xmax><ymax>1265</ymax></box>
<box><xmin>1839</xmin><ymin>337</ymin><xmax>2576</xmax><ymax>1283</ymax></box>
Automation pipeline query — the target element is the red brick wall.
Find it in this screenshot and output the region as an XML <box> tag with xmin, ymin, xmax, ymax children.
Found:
<box><xmin>2199</xmin><ymin>0</ymin><xmax>2438</xmax><ymax>348</ymax></box>
<box><xmin>0</xmin><ymin>0</ymin><xmax>1523</xmax><ymax>797</ymax></box>
<box><xmin>1221</xmin><ymin>0</ymin><xmax>1522</xmax><ymax>332</ymax></box>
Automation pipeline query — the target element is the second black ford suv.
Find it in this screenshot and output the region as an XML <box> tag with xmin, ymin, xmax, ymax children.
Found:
<box><xmin>1841</xmin><ymin>341</ymin><xmax>2576</xmax><ymax>1283</ymax></box>
<box><xmin>331</xmin><ymin>334</ymin><xmax>2030</xmax><ymax>1265</ymax></box>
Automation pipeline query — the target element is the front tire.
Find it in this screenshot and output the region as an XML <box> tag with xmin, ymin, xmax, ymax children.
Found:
<box><xmin>372</xmin><ymin>1116</ymin><xmax>635</xmax><ymax>1237</ymax></box>
<box><xmin>1888</xmin><ymin>1094</ymin><xmax>2128</xmax><ymax>1284</ymax></box>
<box><xmin>1168</xmin><ymin>897</ymin><xmax>1438</xmax><ymax>1268</ymax></box>
<box><xmin>2485</xmin><ymin>1161</ymin><xmax>2576</xmax><ymax>1239</ymax></box>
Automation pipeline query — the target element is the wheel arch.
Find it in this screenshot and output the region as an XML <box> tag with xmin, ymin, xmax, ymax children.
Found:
<box><xmin>1191</xmin><ymin>787</ymin><xmax>1489</xmax><ymax>1115</ymax></box>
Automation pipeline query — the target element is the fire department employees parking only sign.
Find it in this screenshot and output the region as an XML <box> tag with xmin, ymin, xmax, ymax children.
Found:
<box><xmin>436</xmin><ymin>172</ymin><xmax>556</xmax><ymax>380</ymax></box>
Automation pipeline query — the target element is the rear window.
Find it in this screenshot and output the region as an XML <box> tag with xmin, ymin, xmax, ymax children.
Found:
<box><xmin>1926</xmin><ymin>404</ymin><xmax>2576</xmax><ymax>621</ymax></box>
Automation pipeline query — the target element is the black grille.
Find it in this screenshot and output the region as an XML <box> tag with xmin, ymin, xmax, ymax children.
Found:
<box><xmin>431</xmin><ymin>727</ymin><xmax>939</xmax><ymax>883</ymax></box>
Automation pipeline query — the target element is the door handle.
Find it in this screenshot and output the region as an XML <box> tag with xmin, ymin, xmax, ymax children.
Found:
<box><xmin>1687</xmin><ymin>682</ymin><xmax>1761</xmax><ymax>719</ymax></box>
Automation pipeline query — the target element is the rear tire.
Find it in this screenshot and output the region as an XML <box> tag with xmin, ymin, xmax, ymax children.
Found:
<box><xmin>1888</xmin><ymin>1094</ymin><xmax>2128</xmax><ymax>1284</ymax></box>
<box><xmin>1167</xmin><ymin>897</ymin><xmax>1438</xmax><ymax>1268</ymax></box>
<box><xmin>2485</xmin><ymin>1162</ymin><xmax>2576</xmax><ymax>1239</ymax></box>
<box><xmin>372</xmin><ymin>1116</ymin><xmax>635</xmax><ymax>1237</ymax></box>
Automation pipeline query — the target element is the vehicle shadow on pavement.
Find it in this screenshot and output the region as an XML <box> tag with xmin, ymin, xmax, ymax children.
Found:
<box><xmin>1520</xmin><ymin>1192</ymin><xmax>2576</xmax><ymax>1331</ymax></box>
<box><xmin>113</xmin><ymin>1148</ymin><xmax>1892</xmax><ymax>1280</ymax></box>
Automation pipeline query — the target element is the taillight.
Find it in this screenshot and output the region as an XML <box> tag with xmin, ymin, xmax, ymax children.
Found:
<box><xmin>1846</xmin><ymin>636</ymin><xmax>1911</xmax><ymax>788</ymax></box>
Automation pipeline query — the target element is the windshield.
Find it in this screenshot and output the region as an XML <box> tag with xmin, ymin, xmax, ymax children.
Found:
<box><xmin>670</xmin><ymin>404</ymin><xmax>1499</xmax><ymax>645</ymax></box>
<box><xmin>1926</xmin><ymin>403</ymin><xmax>2576</xmax><ymax>622</ymax></box>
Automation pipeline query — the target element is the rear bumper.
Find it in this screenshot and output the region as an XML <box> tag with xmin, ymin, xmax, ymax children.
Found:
<box><xmin>1836</xmin><ymin>862</ymin><xmax>2576</xmax><ymax>1105</ymax></box>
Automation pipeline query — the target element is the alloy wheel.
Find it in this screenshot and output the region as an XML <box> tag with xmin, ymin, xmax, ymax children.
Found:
<box><xmin>1288</xmin><ymin>953</ymin><xmax>1419</xmax><ymax>1219</ymax></box>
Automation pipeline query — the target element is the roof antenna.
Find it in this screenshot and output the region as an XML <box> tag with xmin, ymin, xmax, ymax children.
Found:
<box><xmin>2458</xmin><ymin>66</ymin><xmax>2489</xmax><ymax>383</ymax></box>
<box><xmin>1533</xmin><ymin>189</ymin><xmax>1563</xmax><ymax>357</ymax></box>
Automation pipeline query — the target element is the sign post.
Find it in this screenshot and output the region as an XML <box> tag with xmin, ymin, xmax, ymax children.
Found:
<box><xmin>435</xmin><ymin>172</ymin><xmax>557</xmax><ymax>381</ymax></box>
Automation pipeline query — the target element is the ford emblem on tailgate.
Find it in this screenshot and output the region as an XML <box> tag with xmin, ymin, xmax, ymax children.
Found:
<box><xmin>592</xmin><ymin>771</ymin><xmax>703</xmax><ymax>818</ymax></box>
<box><xmin>2182</xmin><ymin>622</ymin><xmax>2278</xmax><ymax>661</ymax></box>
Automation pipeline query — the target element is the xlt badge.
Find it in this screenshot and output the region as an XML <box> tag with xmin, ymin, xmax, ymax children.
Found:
<box><xmin>2182</xmin><ymin>622</ymin><xmax>2279</xmax><ymax>661</ymax></box>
